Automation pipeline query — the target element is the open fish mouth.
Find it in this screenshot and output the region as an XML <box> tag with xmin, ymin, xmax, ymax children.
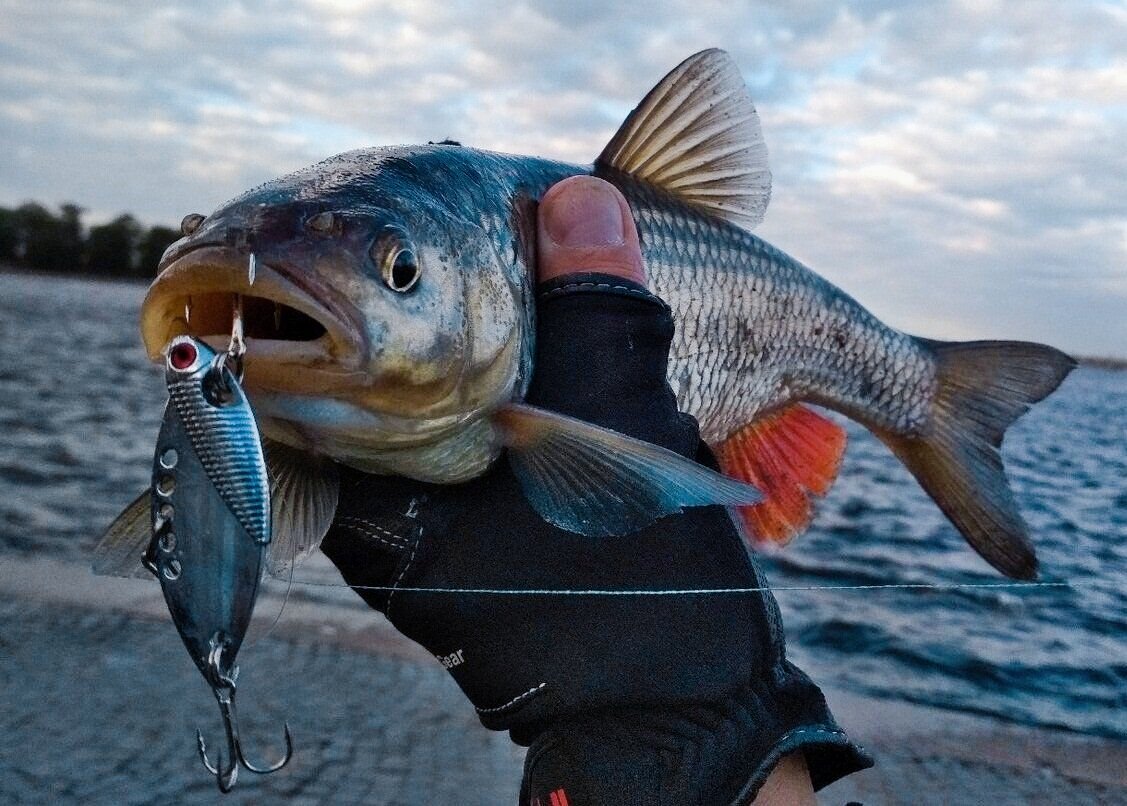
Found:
<box><xmin>188</xmin><ymin>292</ymin><xmax>325</xmax><ymax>342</ymax></box>
<box><xmin>141</xmin><ymin>246</ymin><xmax>366</xmax><ymax>389</ymax></box>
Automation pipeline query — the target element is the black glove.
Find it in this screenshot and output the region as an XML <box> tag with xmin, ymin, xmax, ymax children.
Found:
<box><xmin>321</xmin><ymin>273</ymin><xmax>784</xmax><ymax>737</ymax></box>
<box><xmin>321</xmin><ymin>272</ymin><xmax>871</xmax><ymax>802</ymax></box>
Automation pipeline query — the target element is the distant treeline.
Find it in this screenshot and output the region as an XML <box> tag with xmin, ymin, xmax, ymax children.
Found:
<box><xmin>0</xmin><ymin>201</ymin><xmax>178</xmax><ymax>279</ymax></box>
<box><xmin>1080</xmin><ymin>355</ymin><xmax>1127</xmax><ymax>371</ymax></box>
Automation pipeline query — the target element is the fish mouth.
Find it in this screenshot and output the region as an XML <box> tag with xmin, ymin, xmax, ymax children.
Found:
<box><xmin>141</xmin><ymin>246</ymin><xmax>367</xmax><ymax>391</ymax></box>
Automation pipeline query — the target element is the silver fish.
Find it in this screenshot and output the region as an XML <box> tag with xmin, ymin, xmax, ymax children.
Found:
<box><xmin>107</xmin><ymin>49</ymin><xmax>1072</xmax><ymax>582</ymax></box>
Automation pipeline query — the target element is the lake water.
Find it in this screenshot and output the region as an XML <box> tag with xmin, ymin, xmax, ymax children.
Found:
<box><xmin>1</xmin><ymin>271</ymin><xmax>1124</xmax><ymax>739</ymax></box>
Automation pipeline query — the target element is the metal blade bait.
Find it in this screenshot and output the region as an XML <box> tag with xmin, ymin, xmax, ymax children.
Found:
<box><xmin>146</xmin><ymin>328</ymin><xmax>291</xmax><ymax>792</ymax></box>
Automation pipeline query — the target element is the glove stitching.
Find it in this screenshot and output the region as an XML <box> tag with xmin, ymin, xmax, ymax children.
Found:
<box><xmin>333</xmin><ymin>516</ymin><xmax>410</xmax><ymax>552</ymax></box>
<box><xmin>384</xmin><ymin>528</ymin><xmax>421</xmax><ymax>621</ymax></box>
<box><xmin>474</xmin><ymin>681</ymin><xmax>548</xmax><ymax>714</ymax></box>
<box><xmin>333</xmin><ymin>520</ymin><xmax>410</xmax><ymax>552</ymax></box>
<box><xmin>537</xmin><ymin>280</ymin><xmax>670</xmax><ymax>311</ymax></box>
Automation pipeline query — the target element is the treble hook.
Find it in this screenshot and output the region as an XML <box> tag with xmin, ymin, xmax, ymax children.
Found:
<box><xmin>196</xmin><ymin>645</ymin><xmax>293</xmax><ymax>792</ymax></box>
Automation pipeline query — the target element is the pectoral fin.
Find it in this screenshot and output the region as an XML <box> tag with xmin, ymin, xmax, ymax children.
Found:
<box><xmin>92</xmin><ymin>491</ymin><xmax>155</xmax><ymax>579</ymax></box>
<box><xmin>493</xmin><ymin>404</ymin><xmax>762</xmax><ymax>537</ymax></box>
<box><xmin>262</xmin><ymin>439</ymin><xmax>340</xmax><ymax>578</ymax></box>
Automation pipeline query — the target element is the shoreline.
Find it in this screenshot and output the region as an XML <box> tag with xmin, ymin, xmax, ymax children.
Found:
<box><xmin>2</xmin><ymin>554</ymin><xmax>1122</xmax><ymax>803</ymax></box>
<box><xmin>1</xmin><ymin>261</ymin><xmax>152</xmax><ymax>285</ymax></box>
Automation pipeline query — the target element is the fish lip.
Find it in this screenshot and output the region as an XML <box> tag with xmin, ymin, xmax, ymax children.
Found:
<box><xmin>141</xmin><ymin>245</ymin><xmax>366</xmax><ymax>372</ymax></box>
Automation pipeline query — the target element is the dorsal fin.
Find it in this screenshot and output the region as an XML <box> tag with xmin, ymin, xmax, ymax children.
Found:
<box><xmin>713</xmin><ymin>404</ymin><xmax>846</xmax><ymax>544</ymax></box>
<box><xmin>596</xmin><ymin>48</ymin><xmax>771</xmax><ymax>230</ymax></box>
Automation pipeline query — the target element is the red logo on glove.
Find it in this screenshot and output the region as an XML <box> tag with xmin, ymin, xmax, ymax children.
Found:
<box><xmin>531</xmin><ymin>787</ymin><xmax>570</xmax><ymax>806</ymax></box>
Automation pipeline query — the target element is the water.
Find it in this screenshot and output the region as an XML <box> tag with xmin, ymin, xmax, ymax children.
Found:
<box><xmin>1</xmin><ymin>271</ymin><xmax>1124</xmax><ymax>739</ymax></box>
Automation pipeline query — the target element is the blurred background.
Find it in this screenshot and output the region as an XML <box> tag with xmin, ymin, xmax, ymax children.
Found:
<box><xmin>1</xmin><ymin>1</ymin><xmax>1124</xmax><ymax>803</ymax></box>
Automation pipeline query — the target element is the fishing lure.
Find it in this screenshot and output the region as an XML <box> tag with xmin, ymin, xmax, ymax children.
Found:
<box><xmin>146</xmin><ymin>312</ymin><xmax>292</xmax><ymax>792</ymax></box>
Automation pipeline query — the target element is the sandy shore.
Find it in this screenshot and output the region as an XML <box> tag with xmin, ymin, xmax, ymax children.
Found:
<box><xmin>1</xmin><ymin>555</ymin><xmax>1122</xmax><ymax>805</ymax></box>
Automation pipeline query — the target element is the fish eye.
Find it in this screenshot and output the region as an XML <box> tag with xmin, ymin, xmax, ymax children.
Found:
<box><xmin>371</xmin><ymin>227</ymin><xmax>421</xmax><ymax>293</ymax></box>
<box><xmin>387</xmin><ymin>249</ymin><xmax>420</xmax><ymax>292</ymax></box>
<box><xmin>180</xmin><ymin>213</ymin><xmax>205</xmax><ymax>236</ymax></box>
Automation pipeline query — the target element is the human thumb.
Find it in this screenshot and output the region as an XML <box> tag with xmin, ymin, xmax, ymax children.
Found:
<box><xmin>536</xmin><ymin>175</ymin><xmax>646</xmax><ymax>284</ymax></box>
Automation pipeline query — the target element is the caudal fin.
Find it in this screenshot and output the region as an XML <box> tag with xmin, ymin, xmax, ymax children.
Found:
<box><xmin>879</xmin><ymin>340</ymin><xmax>1075</xmax><ymax>579</ymax></box>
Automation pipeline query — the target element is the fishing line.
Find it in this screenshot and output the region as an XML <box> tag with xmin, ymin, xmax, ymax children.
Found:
<box><xmin>246</xmin><ymin>542</ymin><xmax>299</xmax><ymax>647</ymax></box>
<box><xmin>284</xmin><ymin>578</ymin><xmax>1079</xmax><ymax>596</ymax></box>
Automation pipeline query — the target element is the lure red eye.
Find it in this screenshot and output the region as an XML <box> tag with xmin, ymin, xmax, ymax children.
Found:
<box><xmin>170</xmin><ymin>342</ymin><xmax>197</xmax><ymax>370</ymax></box>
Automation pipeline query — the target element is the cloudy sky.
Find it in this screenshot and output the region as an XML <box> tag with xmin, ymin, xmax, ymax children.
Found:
<box><xmin>1</xmin><ymin>1</ymin><xmax>1124</xmax><ymax>356</ymax></box>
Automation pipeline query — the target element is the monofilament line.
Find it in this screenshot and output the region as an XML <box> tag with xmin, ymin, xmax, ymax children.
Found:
<box><xmin>286</xmin><ymin>579</ymin><xmax>1076</xmax><ymax>596</ymax></box>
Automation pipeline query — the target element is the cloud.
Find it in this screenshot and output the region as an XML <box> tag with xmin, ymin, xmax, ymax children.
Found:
<box><xmin>0</xmin><ymin>0</ymin><xmax>1122</xmax><ymax>355</ymax></box>
<box><xmin>752</xmin><ymin>1</ymin><xmax>1127</xmax><ymax>356</ymax></box>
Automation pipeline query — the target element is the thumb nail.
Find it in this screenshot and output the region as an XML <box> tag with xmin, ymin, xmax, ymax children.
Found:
<box><xmin>537</xmin><ymin>176</ymin><xmax>645</xmax><ymax>284</ymax></box>
<box><xmin>542</xmin><ymin>178</ymin><xmax>625</xmax><ymax>247</ymax></box>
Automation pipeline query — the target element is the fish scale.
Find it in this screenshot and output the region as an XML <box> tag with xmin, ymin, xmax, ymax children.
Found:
<box><xmin>613</xmin><ymin>179</ymin><xmax>935</xmax><ymax>443</ymax></box>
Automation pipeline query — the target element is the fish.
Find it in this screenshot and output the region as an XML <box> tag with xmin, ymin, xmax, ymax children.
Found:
<box><xmin>101</xmin><ymin>49</ymin><xmax>1073</xmax><ymax>581</ymax></box>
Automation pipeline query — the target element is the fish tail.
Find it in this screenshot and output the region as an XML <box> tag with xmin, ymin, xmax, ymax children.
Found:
<box><xmin>878</xmin><ymin>339</ymin><xmax>1075</xmax><ymax>579</ymax></box>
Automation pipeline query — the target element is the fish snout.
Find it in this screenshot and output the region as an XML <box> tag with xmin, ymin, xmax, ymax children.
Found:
<box><xmin>161</xmin><ymin>205</ymin><xmax>300</xmax><ymax>272</ymax></box>
<box><xmin>142</xmin><ymin>243</ymin><xmax>368</xmax><ymax>388</ymax></box>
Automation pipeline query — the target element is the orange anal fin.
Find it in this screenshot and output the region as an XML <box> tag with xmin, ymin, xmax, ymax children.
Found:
<box><xmin>714</xmin><ymin>404</ymin><xmax>847</xmax><ymax>545</ymax></box>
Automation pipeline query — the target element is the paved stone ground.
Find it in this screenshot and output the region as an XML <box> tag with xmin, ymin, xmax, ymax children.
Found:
<box><xmin>0</xmin><ymin>595</ymin><xmax>524</xmax><ymax>805</ymax></box>
<box><xmin>1</xmin><ymin>558</ymin><xmax>1123</xmax><ymax>805</ymax></box>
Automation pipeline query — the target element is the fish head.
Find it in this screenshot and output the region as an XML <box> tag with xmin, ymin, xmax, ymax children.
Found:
<box><xmin>141</xmin><ymin>147</ymin><xmax>529</xmax><ymax>461</ymax></box>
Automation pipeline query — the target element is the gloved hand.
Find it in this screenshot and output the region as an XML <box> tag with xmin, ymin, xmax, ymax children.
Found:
<box><xmin>320</xmin><ymin>177</ymin><xmax>868</xmax><ymax>804</ymax></box>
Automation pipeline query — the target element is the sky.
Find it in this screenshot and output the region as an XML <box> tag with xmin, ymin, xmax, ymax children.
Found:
<box><xmin>1</xmin><ymin>0</ymin><xmax>1124</xmax><ymax>357</ymax></box>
